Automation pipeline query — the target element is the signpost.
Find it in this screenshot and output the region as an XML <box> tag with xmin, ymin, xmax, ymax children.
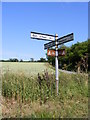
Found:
<box><xmin>47</xmin><ymin>49</ymin><xmax>65</xmax><ymax>57</ymax></box>
<box><xmin>58</xmin><ymin>49</ymin><xmax>65</xmax><ymax>56</ymax></box>
<box><xmin>57</xmin><ymin>33</ymin><xmax>73</xmax><ymax>45</ymax></box>
<box><xmin>44</xmin><ymin>41</ymin><xmax>55</xmax><ymax>49</ymax></box>
<box><xmin>44</xmin><ymin>33</ymin><xmax>73</xmax><ymax>49</ymax></box>
<box><xmin>47</xmin><ymin>49</ymin><xmax>55</xmax><ymax>56</ymax></box>
<box><xmin>31</xmin><ymin>32</ymin><xmax>55</xmax><ymax>41</ymax></box>
<box><xmin>31</xmin><ymin>31</ymin><xmax>74</xmax><ymax>95</ymax></box>
<box><xmin>55</xmin><ymin>34</ymin><xmax>58</xmax><ymax>95</ymax></box>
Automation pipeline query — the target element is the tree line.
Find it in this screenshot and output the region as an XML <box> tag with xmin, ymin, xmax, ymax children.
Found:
<box><xmin>0</xmin><ymin>57</ymin><xmax>47</xmax><ymax>62</ymax></box>
<box><xmin>47</xmin><ymin>40</ymin><xmax>89</xmax><ymax>73</ymax></box>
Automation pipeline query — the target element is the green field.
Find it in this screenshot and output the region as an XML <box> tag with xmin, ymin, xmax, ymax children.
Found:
<box><xmin>0</xmin><ymin>62</ymin><xmax>88</xmax><ymax>118</ymax></box>
<box><xmin>1</xmin><ymin>62</ymin><xmax>55</xmax><ymax>76</ymax></box>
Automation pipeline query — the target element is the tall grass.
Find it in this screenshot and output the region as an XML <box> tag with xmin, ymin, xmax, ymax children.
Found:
<box><xmin>2</xmin><ymin>70</ymin><xmax>56</xmax><ymax>104</ymax></box>
<box><xmin>2</xmin><ymin>69</ymin><xmax>88</xmax><ymax>118</ymax></box>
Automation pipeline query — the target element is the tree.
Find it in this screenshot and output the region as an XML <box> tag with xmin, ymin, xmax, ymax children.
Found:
<box><xmin>38</xmin><ymin>58</ymin><xmax>46</xmax><ymax>62</ymax></box>
<box><xmin>9</xmin><ymin>58</ymin><xmax>19</xmax><ymax>62</ymax></box>
<box><xmin>30</xmin><ymin>58</ymin><xmax>34</xmax><ymax>62</ymax></box>
<box><xmin>46</xmin><ymin>40</ymin><xmax>88</xmax><ymax>72</ymax></box>
<box><xmin>20</xmin><ymin>59</ymin><xmax>23</xmax><ymax>62</ymax></box>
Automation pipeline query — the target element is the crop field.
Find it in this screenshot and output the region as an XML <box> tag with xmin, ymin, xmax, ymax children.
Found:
<box><xmin>0</xmin><ymin>62</ymin><xmax>88</xmax><ymax>118</ymax></box>
<box><xmin>1</xmin><ymin>62</ymin><xmax>55</xmax><ymax>76</ymax></box>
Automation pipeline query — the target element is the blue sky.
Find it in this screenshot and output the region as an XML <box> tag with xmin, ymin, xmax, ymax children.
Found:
<box><xmin>2</xmin><ymin>2</ymin><xmax>88</xmax><ymax>60</ymax></box>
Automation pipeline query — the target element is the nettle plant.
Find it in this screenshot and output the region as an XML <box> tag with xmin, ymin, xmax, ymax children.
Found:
<box><xmin>37</xmin><ymin>69</ymin><xmax>55</xmax><ymax>104</ymax></box>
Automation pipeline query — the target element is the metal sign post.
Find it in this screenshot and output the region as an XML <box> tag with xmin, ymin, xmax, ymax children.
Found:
<box><xmin>31</xmin><ymin>31</ymin><xmax>74</xmax><ymax>95</ymax></box>
<box><xmin>55</xmin><ymin>34</ymin><xmax>59</xmax><ymax>95</ymax></box>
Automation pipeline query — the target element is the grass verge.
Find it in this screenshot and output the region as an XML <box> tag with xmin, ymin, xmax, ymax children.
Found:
<box><xmin>1</xmin><ymin>70</ymin><xmax>88</xmax><ymax>118</ymax></box>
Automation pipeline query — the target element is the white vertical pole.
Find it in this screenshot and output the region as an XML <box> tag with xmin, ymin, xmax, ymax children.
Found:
<box><xmin>55</xmin><ymin>34</ymin><xmax>58</xmax><ymax>95</ymax></box>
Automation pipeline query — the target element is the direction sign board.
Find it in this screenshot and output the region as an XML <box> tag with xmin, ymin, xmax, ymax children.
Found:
<box><xmin>44</xmin><ymin>41</ymin><xmax>55</xmax><ymax>49</ymax></box>
<box><xmin>44</xmin><ymin>33</ymin><xmax>73</xmax><ymax>49</ymax></box>
<box><xmin>57</xmin><ymin>33</ymin><xmax>73</xmax><ymax>45</ymax></box>
<box><xmin>58</xmin><ymin>49</ymin><xmax>65</xmax><ymax>56</ymax></box>
<box><xmin>31</xmin><ymin>32</ymin><xmax>55</xmax><ymax>41</ymax></box>
<box><xmin>47</xmin><ymin>49</ymin><xmax>55</xmax><ymax>56</ymax></box>
<box><xmin>47</xmin><ymin>49</ymin><xmax>65</xmax><ymax>56</ymax></box>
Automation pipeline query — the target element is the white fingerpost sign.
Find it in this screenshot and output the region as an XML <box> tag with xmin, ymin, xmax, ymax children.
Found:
<box><xmin>31</xmin><ymin>32</ymin><xmax>55</xmax><ymax>41</ymax></box>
